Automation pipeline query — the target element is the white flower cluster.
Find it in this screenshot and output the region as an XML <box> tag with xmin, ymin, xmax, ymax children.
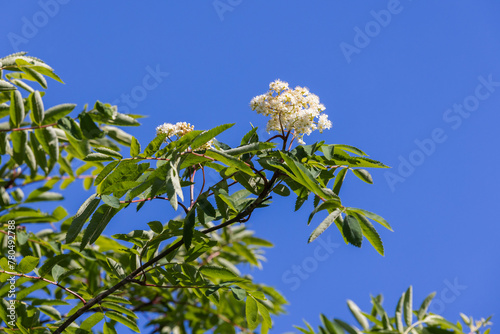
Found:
<box><xmin>250</xmin><ymin>79</ymin><xmax>332</xmax><ymax>144</ymax></box>
<box><xmin>156</xmin><ymin>122</ymin><xmax>213</xmax><ymax>150</ymax></box>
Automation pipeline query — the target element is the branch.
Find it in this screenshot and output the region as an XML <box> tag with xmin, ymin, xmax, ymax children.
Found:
<box><xmin>53</xmin><ymin>170</ymin><xmax>279</xmax><ymax>334</ymax></box>
<box><xmin>0</xmin><ymin>270</ymin><xmax>86</xmax><ymax>304</ymax></box>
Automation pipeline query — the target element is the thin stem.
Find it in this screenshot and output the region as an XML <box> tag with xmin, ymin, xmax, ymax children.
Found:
<box><xmin>54</xmin><ymin>170</ymin><xmax>280</xmax><ymax>334</ymax></box>
<box><xmin>0</xmin><ymin>270</ymin><xmax>86</xmax><ymax>304</ymax></box>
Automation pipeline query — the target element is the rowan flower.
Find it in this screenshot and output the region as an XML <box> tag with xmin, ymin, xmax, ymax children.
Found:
<box><xmin>250</xmin><ymin>79</ymin><xmax>331</xmax><ymax>144</ymax></box>
<box><xmin>155</xmin><ymin>122</ymin><xmax>213</xmax><ymax>150</ymax></box>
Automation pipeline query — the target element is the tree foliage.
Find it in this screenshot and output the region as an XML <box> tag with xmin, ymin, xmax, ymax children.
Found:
<box><xmin>0</xmin><ymin>54</ymin><xmax>492</xmax><ymax>333</ymax></box>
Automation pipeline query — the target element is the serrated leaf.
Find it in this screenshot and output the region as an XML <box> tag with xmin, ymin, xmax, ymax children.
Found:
<box><xmin>93</xmin><ymin>146</ymin><xmax>122</xmax><ymax>159</ymax></box>
<box><xmin>80</xmin><ymin>204</ymin><xmax>120</xmax><ymax>250</ymax></box>
<box><xmin>257</xmin><ymin>300</ymin><xmax>272</xmax><ymax>328</ymax></box>
<box><xmin>80</xmin><ymin>312</ymin><xmax>105</xmax><ymax>330</ymax></box>
<box><xmin>42</xmin><ymin>103</ymin><xmax>75</xmax><ymax>125</ymax></box>
<box><xmin>200</xmin><ymin>265</ymin><xmax>238</xmax><ymax>280</ymax></box>
<box><xmin>308</xmin><ymin>209</ymin><xmax>342</xmax><ymax>243</ymax></box>
<box><xmin>183</xmin><ymin>209</ymin><xmax>196</xmax><ymax>249</ymax></box>
<box><xmin>29</xmin><ymin>91</ymin><xmax>44</xmax><ymax>125</ymax></box>
<box><xmin>10</xmin><ymin>130</ymin><xmax>26</xmax><ymax>165</ymax></box>
<box><xmin>223</xmin><ymin>141</ymin><xmax>276</xmax><ymax>156</ymax></box>
<box><xmin>352</xmin><ymin>169</ymin><xmax>373</xmax><ymax>184</ymax></box>
<box><xmin>343</xmin><ymin>215</ymin><xmax>363</xmax><ymax>247</ymax></box>
<box><xmin>101</xmin><ymin>195</ymin><xmax>121</xmax><ymax>209</ymax></box>
<box><xmin>130</xmin><ymin>136</ymin><xmax>140</xmax><ymax>157</ymax></box>
<box><xmin>332</xmin><ymin>168</ymin><xmax>348</xmax><ymax>195</ymax></box>
<box><xmin>95</xmin><ymin>161</ymin><xmax>120</xmax><ymax>186</ymax></box>
<box><xmin>191</xmin><ymin>123</ymin><xmax>234</xmax><ymax>150</ymax></box>
<box><xmin>347</xmin><ymin>300</ymin><xmax>369</xmax><ymax>330</ymax></box>
<box><xmin>84</xmin><ymin>153</ymin><xmax>115</xmax><ymax>162</ymax></box>
<box><xmin>79</xmin><ymin>112</ymin><xmax>104</xmax><ymax>139</ymax></box>
<box><xmin>246</xmin><ymin>295</ymin><xmax>259</xmax><ymax>330</ymax></box>
<box><xmin>66</xmin><ymin>194</ymin><xmax>101</xmax><ymax>243</ymax></box>
<box><xmin>418</xmin><ymin>292</ymin><xmax>436</xmax><ymax>320</ymax></box>
<box><xmin>353</xmin><ymin>213</ymin><xmax>384</xmax><ymax>256</ymax></box>
<box><xmin>105</xmin><ymin>311</ymin><xmax>140</xmax><ymax>332</ymax></box>
<box><xmin>103</xmin><ymin>322</ymin><xmax>118</xmax><ymax>334</ymax></box>
<box><xmin>9</xmin><ymin>90</ymin><xmax>25</xmax><ymax>128</ymax></box>
<box><xmin>231</xmin><ymin>286</ymin><xmax>247</xmax><ymax>301</ymax></box>
<box><xmin>143</xmin><ymin>133</ymin><xmax>167</xmax><ymax>157</ymax></box>
<box><xmin>272</xmin><ymin>184</ymin><xmax>290</xmax><ymax>196</ymax></box>
<box><xmin>345</xmin><ymin>207</ymin><xmax>393</xmax><ymax>231</ymax></box>
<box><xmin>34</xmin><ymin>127</ymin><xmax>58</xmax><ymax>161</ymax></box>
<box><xmin>38</xmin><ymin>305</ymin><xmax>61</xmax><ymax>321</ymax></box>
<box><xmin>404</xmin><ymin>286</ymin><xmax>413</xmax><ymax>327</ymax></box>
<box><xmin>17</xmin><ymin>256</ymin><xmax>39</xmax><ymax>274</ymax></box>
<box><xmin>205</xmin><ymin>149</ymin><xmax>255</xmax><ymax>176</ymax></box>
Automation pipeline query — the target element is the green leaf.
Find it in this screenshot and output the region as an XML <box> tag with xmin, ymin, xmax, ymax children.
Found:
<box><xmin>84</xmin><ymin>153</ymin><xmax>115</xmax><ymax>162</ymax></box>
<box><xmin>332</xmin><ymin>168</ymin><xmax>348</xmax><ymax>195</ymax></box>
<box><xmin>51</xmin><ymin>264</ymin><xmax>66</xmax><ymax>282</ymax></box>
<box><xmin>147</xmin><ymin>221</ymin><xmax>163</xmax><ymax>233</ymax></box>
<box><xmin>418</xmin><ymin>292</ymin><xmax>436</xmax><ymax>320</ymax></box>
<box><xmin>308</xmin><ymin>209</ymin><xmax>342</xmax><ymax>243</ymax></box>
<box><xmin>79</xmin><ymin>112</ymin><xmax>104</xmax><ymax>139</ymax></box>
<box><xmin>353</xmin><ymin>213</ymin><xmax>384</xmax><ymax>256</ymax></box>
<box><xmin>10</xmin><ymin>130</ymin><xmax>27</xmax><ymax>165</ymax></box>
<box><xmin>205</xmin><ymin>149</ymin><xmax>255</xmax><ymax>176</ymax></box>
<box><xmin>183</xmin><ymin>209</ymin><xmax>196</xmax><ymax>249</ymax></box>
<box><xmin>241</xmin><ymin>126</ymin><xmax>258</xmax><ymax>145</ymax></box>
<box><xmin>352</xmin><ymin>169</ymin><xmax>373</xmax><ymax>184</ymax></box>
<box><xmin>334</xmin><ymin>318</ymin><xmax>359</xmax><ymax>334</ymax></box>
<box><xmin>191</xmin><ymin>123</ymin><xmax>234</xmax><ymax>150</ymax></box>
<box><xmin>95</xmin><ymin>161</ymin><xmax>120</xmax><ymax>186</ymax></box>
<box><xmin>42</xmin><ymin>103</ymin><xmax>75</xmax><ymax>125</ymax></box>
<box><xmin>17</xmin><ymin>256</ymin><xmax>39</xmax><ymax>274</ymax></box>
<box><xmin>103</xmin><ymin>322</ymin><xmax>118</xmax><ymax>334</ymax></box>
<box><xmin>107</xmin><ymin>258</ymin><xmax>126</xmax><ymax>279</ymax></box>
<box><xmin>101</xmin><ymin>195</ymin><xmax>121</xmax><ymax>209</ymax></box>
<box><xmin>34</xmin><ymin>127</ymin><xmax>59</xmax><ymax>161</ymax></box>
<box><xmin>9</xmin><ymin>90</ymin><xmax>25</xmax><ymax>128</ymax></box>
<box><xmin>403</xmin><ymin>286</ymin><xmax>413</xmax><ymax>327</ymax></box>
<box><xmin>233</xmin><ymin>242</ymin><xmax>259</xmax><ymax>266</ymax></box>
<box><xmin>29</xmin><ymin>91</ymin><xmax>44</xmax><ymax>125</ymax></box>
<box><xmin>334</xmin><ymin>144</ymin><xmax>368</xmax><ymax>156</ymax></box>
<box><xmin>105</xmin><ymin>311</ymin><xmax>140</xmax><ymax>332</ymax></box>
<box><xmin>25</xmin><ymin>191</ymin><xmax>63</xmax><ymax>203</ymax></box>
<box><xmin>80</xmin><ymin>204</ymin><xmax>120</xmax><ymax>249</ymax></box>
<box><xmin>0</xmin><ymin>79</ymin><xmax>16</xmax><ymax>91</ymax></box>
<box><xmin>347</xmin><ymin>300</ymin><xmax>369</xmax><ymax>330</ymax></box>
<box><xmin>246</xmin><ymin>295</ymin><xmax>259</xmax><ymax>330</ymax></box>
<box><xmin>345</xmin><ymin>207</ymin><xmax>393</xmax><ymax>231</ymax></box>
<box><xmin>231</xmin><ymin>286</ymin><xmax>247</xmax><ymax>301</ymax></box>
<box><xmin>94</xmin><ymin>100</ymin><xmax>114</xmax><ymax>118</ymax></box>
<box><xmin>223</xmin><ymin>142</ymin><xmax>276</xmax><ymax>156</ymax></box>
<box><xmin>38</xmin><ymin>305</ymin><xmax>61</xmax><ymax>321</ymax></box>
<box><xmin>272</xmin><ymin>184</ymin><xmax>290</xmax><ymax>196</ymax></box>
<box><xmin>130</xmin><ymin>136</ymin><xmax>140</xmax><ymax>157</ymax></box>
<box><xmin>257</xmin><ymin>300</ymin><xmax>272</xmax><ymax>328</ymax></box>
<box><xmin>343</xmin><ymin>215</ymin><xmax>363</xmax><ymax>247</ymax></box>
<box><xmin>93</xmin><ymin>146</ymin><xmax>122</xmax><ymax>159</ymax></box>
<box><xmin>100</xmin><ymin>302</ymin><xmax>137</xmax><ymax>319</ymax></box>
<box><xmin>57</xmin><ymin>116</ymin><xmax>83</xmax><ymax>140</ymax></box>
<box><xmin>80</xmin><ymin>312</ymin><xmax>105</xmax><ymax>331</ymax></box>
<box><xmin>66</xmin><ymin>194</ymin><xmax>101</xmax><ymax>243</ymax></box>
<box><xmin>200</xmin><ymin>265</ymin><xmax>238</xmax><ymax>280</ymax></box>
<box><xmin>143</xmin><ymin>133</ymin><xmax>167</xmax><ymax>157</ymax></box>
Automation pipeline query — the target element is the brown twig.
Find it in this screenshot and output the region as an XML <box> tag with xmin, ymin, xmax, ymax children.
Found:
<box><xmin>0</xmin><ymin>270</ymin><xmax>86</xmax><ymax>304</ymax></box>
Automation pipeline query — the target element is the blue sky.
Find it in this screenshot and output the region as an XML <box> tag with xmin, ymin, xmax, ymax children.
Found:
<box><xmin>2</xmin><ymin>1</ymin><xmax>499</xmax><ymax>332</ymax></box>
